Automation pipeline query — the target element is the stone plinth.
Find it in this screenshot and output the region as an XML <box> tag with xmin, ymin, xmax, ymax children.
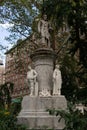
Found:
<box><xmin>18</xmin><ymin>96</ymin><xmax>67</xmax><ymax>129</ymax></box>
<box><xmin>30</xmin><ymin>48</ymin><xmax>57</xmax><ymax>94</ymax></box>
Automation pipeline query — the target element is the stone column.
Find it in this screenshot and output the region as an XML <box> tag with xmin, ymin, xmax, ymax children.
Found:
<box><xmin>30</xmin><ymin>48</ymin><xmax>57</xmax><ymax>95</ymax></box>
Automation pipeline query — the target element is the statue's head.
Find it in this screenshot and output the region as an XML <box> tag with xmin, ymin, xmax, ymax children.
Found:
<box><xmin>55</xmin><ymin>64</ymin><xmax>60</xmax><ymax>69</ymax></box>
<box><xmin>28</xmin><ymin>65</ymin><xmax>32</xmax><ymax>70</ymax></box>
<box><xmin>43</xmin><ymin>14</ymin><xmax>47</xmax><ymax>21</ymax></box>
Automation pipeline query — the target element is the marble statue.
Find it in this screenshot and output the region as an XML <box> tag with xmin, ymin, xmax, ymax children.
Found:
<box><xmin>38</xmin><ymin>14</ymin><xmax>53</xmax><ymax>47</ymax></box>
<box><xmin>39</xmin><ymin>88</ymin><xmax>51</xmax><ymax>97</ymax></box>
<box><xmin>27</xmin><ymin>65</ymin><xmax>38</xmax><ymax>96</ymax></box>
<box><xmin>53</xmin><ymin>65</ymin><xmax>62</xmax><ymax>95</ymax></box>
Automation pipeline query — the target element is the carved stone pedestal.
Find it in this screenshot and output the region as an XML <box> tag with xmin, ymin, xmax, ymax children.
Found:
<box><xmin>30</xmin><ymin>48</ymin><xmax>57</xmax><ymax>95</ymax></box>
<box><xmin>18</xmin><ymin>96</ymin><xmax>67</xmax><ymax>130</ymax></box>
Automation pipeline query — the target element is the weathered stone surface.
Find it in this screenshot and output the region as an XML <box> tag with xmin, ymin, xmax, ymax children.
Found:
<box><xmin>18</xmin><ymin>96</ymin><xmax>67</xmax><ymax>129</ymax></box>
<box><xmin>30</xmin><ymin>48</ymin><xmax>57</xmax><ymax>95</ymax></box>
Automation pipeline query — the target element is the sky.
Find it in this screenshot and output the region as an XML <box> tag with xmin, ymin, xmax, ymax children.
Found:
<box><xmin>0</xmin><ymin>23</ymin><xmax>13</xmax><ymax>65</ymax></box>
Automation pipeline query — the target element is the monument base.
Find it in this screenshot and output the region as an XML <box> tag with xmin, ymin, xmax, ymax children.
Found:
<box><xmin>18</xmin><ymin>96</ymin><xmax>67</xmax><ymax>129</ymax></box>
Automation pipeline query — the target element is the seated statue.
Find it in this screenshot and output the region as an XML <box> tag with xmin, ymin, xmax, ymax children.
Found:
<box><xmin>39</xmin><ymin>88</ymin><xmax>51</xmax><ymax>97</ymax></box>
<box><xmin>27</xmin><ymin>65</ymin><xmax>38</xmax><ymax>96</ymax></box>
<box><xmin>53</xmin><ymin>65</ymin><xmax>62</xmax><ymax>96</ymax></box>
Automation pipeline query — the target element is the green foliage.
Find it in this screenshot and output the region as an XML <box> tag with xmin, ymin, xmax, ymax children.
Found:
<box><xmin>41</xmin><ymin>0</ymin><xmax>87</xmax><ymax>104</ymax></box>
<box><xmin>0</xmin><ymin>110</ymin><xmax>27</xmax><ymax>130</ymax></box>
<box><xmin>43</xmin><ymin>0</ymin><xmax>87</xmax><ymax>67</ymax></box>
<box><xmin>0</xmin><ymin>81</ymin><xmax>25</xmax><ymax>129</ymax></box>
<box><xmin>76</xmin><ymin>87</ymin><xmax>87</xmax><ymax>103</ymax></box>
<box><xmin>0</xmin><ymin>84</ymin><xmax>26</xmax><ymax>130</ymax></box>
<box><xmin>48</xmin><ymin>102</ymin><xmax>87</xmax><ymax>130</ymax></box>
<box><xmin>0</xmin><ymin>82</ymin><xmax>14</xmax><ymax>109</ymax></box>
<box><xmin>60</xmin><ymin>53</ymin><xmax>87</xmax><ymax>103</ymax></box>
<box><xmin>60</xmin><ymin>55</ymin><xmax>78</xmax><ymax>102</ymax></box>
<box><xmin>10</xmin><ymin>97</ymin><xmax>22</xmax><ymax>116</ymax></box>
<box><xmin>0</xmin><ymin>0</ymin><xmax>42</xmax><ymax>43</ymax></box>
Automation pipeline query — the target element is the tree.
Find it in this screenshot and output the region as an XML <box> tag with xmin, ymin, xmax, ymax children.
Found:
<box><xmin>0</xmin><ymin>82</ymin><xmax>14</xmax><ymax>109</ymax></box>
<box><xmin>42</xmin><ymin>0</ymin><xmax>87</xmax><ymax>66</ymax></box>
<box><xmin>41</xmin><ymin>0</ymin><xmax>87</xmax><ymax>104</ymax></box>
<box><xmin>0</xmin><ymin>0</ymin><xmax>43</xmax><ymax>44</ymax></box>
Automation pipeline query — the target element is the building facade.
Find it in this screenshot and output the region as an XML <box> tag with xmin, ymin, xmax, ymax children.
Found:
<box><xmin>0</xmin><ymin>59</ymin><xmax>5</xmax><ymax>85</ymax></box>
<box><xmin>5</xmin><ymin>38</ymin><xmax>33</xmax><ymax>98</ymax></box>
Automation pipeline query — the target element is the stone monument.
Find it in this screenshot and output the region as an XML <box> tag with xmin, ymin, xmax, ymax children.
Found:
<box><xmin>18</xmin><ymin>14</ymin><xmax>67</xmax><ymax>130</ymax></box>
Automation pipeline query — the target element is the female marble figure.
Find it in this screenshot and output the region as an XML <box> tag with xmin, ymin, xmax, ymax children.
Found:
<box><xmin>27</xmin><ymin>65</ymin><xmax>37</xmax><ymax>96</ymax></box>
<box><xmin>53</xmin><ymin>65</ymin><xmax>62</xmax><ymax>95</ymax></box>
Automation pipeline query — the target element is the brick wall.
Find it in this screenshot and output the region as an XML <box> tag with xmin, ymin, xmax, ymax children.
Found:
<box><xmin>5</xmin><ymin>38</ymin><xmax>32</xmax><ymax>98</ymax></box>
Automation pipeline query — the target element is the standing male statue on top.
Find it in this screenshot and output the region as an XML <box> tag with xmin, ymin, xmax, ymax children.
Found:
<box><xmin>38</xmin><ymin>14</ymin><xmax>53</xmax><ymax>48</ymax></box>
